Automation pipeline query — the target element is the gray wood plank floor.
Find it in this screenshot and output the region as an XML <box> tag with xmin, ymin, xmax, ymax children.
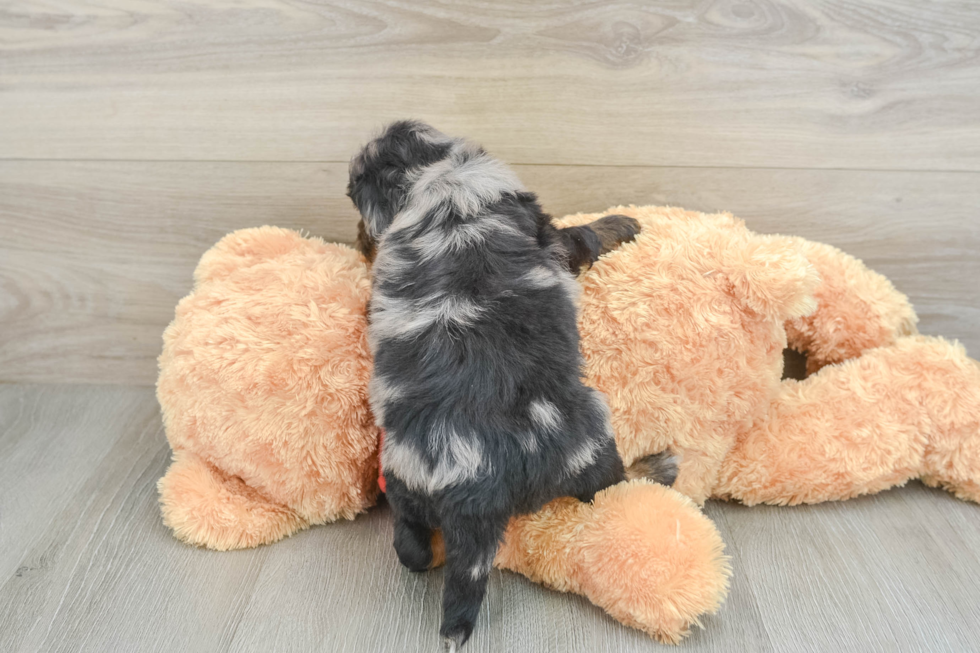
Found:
<box><xmin>1</xmin><ymin>383</ymin><xmax>978</xmax><ymax>652</ymax></box>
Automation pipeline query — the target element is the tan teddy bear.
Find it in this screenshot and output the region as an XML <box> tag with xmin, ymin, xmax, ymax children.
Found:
<box><xmin>156</xmin><ymin>205</ymin><xmax>980</xmax><ymax>643</ymax></box>
<box><xmin>562</xmin><ymin>206</ymin><xmax>980</xmax><ymax>507</ymax></box>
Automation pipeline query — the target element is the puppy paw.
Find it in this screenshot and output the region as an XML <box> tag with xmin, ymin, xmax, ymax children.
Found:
<box><xmin>589</xmin><ymin>214</ymin><xmax>641</xmax><ymax>256</ymax></box>
<box><xmin>440</xmin><ymin>621</ymin><xmax>473</xmax><ymax>652</ymax></box>
<box><xmin>396</xmin><ymin>546</ymin><xmax>433</xmax><ymax>573</ymax></box>
<box><xmin>626</xmin><ymin>450</ymin><xmax>679</xmax><ymax>487</ymax></box>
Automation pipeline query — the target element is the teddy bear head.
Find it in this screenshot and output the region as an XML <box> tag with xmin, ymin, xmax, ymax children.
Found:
<box><xmin>157</xmin><ymin>227</ymin><xmax>379</xmax><ymax>550</ymax></box>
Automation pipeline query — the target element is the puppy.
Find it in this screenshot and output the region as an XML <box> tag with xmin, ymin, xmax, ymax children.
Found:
<box><xmin>347</xmin><ymin>121</ymin><xmax>674</xmax><ymax>650</ymax></box>
<box><xmin>355</xmin><ymin>186</ymin><xmax>642</xmax><ymax>277</ymax></box>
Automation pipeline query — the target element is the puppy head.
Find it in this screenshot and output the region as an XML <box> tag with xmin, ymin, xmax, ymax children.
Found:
<box><xmin>348</xmin><ymin>120</ymin><xmax>453</xmax><ymax>241</ymax></box>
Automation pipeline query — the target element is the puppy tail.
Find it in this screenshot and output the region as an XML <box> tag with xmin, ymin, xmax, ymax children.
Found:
<box><xmin>439</xmin><ymin>514</ymin><xmax>507</xmax><ymax>650</ymax></box>
<box><xmin>626</xmin><ymin>451</ymin><xmax>679</xmax><ymax>487</ymax></box>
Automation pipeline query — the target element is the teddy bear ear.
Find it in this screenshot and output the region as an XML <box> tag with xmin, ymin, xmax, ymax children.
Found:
<box><xmin>722</xmin><ymin>235</ymin><xmax>820</xmax><ymax>321</ymax></box>
<box><xmin>193</xmin><ymin>226</ymin><xmax>323</xmax><ymax>287</ymax></box>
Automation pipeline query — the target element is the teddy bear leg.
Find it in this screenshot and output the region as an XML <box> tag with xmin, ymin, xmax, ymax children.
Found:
<box><xmin>914</xmin><ymin>345</ymin><xmax>980</xmax><ymax>503</ymax></box>
<box><xmin>924</xmin><ymin>442</ymin><xmax>980</xmax><ymax>504</ymax></box>
<box><xmin>716</xmin><ymin>336</ymin><xmax>980</xmax><ymax>505</ymax></box>
<box><xmin>780</xmin><ymin>237</ymin><xmax>918</xmax><ymax>375</ymax></box>
<box><xmin>158</xmin><ymin>451</ymin><xmax>308</xmax><ymax>550</ymax></box>
<box><xmin>494</xmin><ymin>480</ymin><xmax>731</xmax><ymax>644</ymax></box>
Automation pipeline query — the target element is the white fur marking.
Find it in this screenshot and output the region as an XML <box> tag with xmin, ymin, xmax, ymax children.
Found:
<box><xmin>368</xmin><ymin>375</ymin><xmax>403</xmax><ymax>427</ymax></box>
<box><xmin>517</xmin><ymin>431</ymin><xmax>539</xmax><ymax>454</ymax></box>
<box><xmin>369</xmin><ymin>291</ymin><xmax>484</xmax><ymax>342</ymax></box>
<box><xmin>522</xmin><ymin>265</ymin><xmax>560</xmax><ymax>289</ymax></box>
<box><xmin>407</xmin><ymin>141</ymin><xmax>524</xmax><ymax>218</ymax></box>
<box><xmin>426</xmin><ymin>425</ymin><xmax>486</xmax><ymax>493</ymax></box>
<box><xmin>382</xmin><ymin>425</ymin><xmax>488</xmax><ymax>494</ymax></box>
<box><xmin>386</xmin><ymin>199</ymin><xmax>449</xmax><ymax>236</ymax></box>
<box><xmin>529</xmin><ymin>399</ymin><xmax>562</xmax><ymax>433</ymax></box>
<box><xmin>371</xmin><ymin>241</ymin><xmax>414</xmax><ymax>285</ymax></box>
<box><xmin>469</xmin><ymin>551</ymin><xmax>495</xmax><ymax>580</ymax></box>
<box><xmin>565</xmin><ymin>438</ymin><xmax>603</xmax><ymax>477</ymax></box>
<box><xmin>381</xmin><ymin>436</ymin><xmax>429</xmax><ymax>493</ymax></box>
<box><xmin>411</xmin><ymin>217</ymin><xmax>525</xmax><ymax>261</ymax></box>
<box><xmin>558</xmin><ymin>269</ymin><xmax>582</xmax><ymax>305</ymax></box>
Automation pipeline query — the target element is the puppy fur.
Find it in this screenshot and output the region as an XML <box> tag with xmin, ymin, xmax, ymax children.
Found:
<box><xmin>347</xmin><ymin>121</ymin><xmax>668</xmax><ymax>650</ymax></box>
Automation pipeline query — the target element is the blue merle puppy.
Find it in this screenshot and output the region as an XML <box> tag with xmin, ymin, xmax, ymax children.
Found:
<box><xmin>347</xmin><ymin>121</ymin><xmax>676</xmax><ymax>651</ymax></box>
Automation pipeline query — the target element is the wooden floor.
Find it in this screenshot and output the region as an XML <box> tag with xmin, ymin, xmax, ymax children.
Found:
<box><xmin>2</xmin><ymin>1</ymin><xmax>980</xmax><ymax>651</ymax></box>
<box><xmin>2</xmin><ymin>383</ymin><xmax>979</xmax><ymax>653</ymax></box>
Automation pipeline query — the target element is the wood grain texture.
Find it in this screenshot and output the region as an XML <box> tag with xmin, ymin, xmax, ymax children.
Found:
<box><xmin>2</xmin><ymin>2</ymin><xmax>977</xmax><ymax>650</ymax></box>
<box><xmin>0</xmin><ymin>384</ymin><xmax>273</xmax><ymax>653</ymax></box>
<box><xmin>3</xmin><ymin>0</ymin><xmax>980</xmax><ymax>169</ymax></box>
<box><xmin>0</xmin><ymin>384</ymin><xmax>150</xmax><ymax>584</ymax></box>
<box><xmin>2</xmin><ymin>161</ymin><xmax>977</xmax><ymax>385</ymax></box>
<box><xmin>1</xmin><ymin>383</ymin><xmax>978</xmax><ymax>652</ymax></box>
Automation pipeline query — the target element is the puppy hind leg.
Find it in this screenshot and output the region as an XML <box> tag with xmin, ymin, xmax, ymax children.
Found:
<box><xmin>393</xmin><ymin>513</ymin><xmax>434</xmax><ymax>572</ymax></box>
<box><xmin>387</xmin><ymin>485</ymin><xmax>435</xmax><ymax>572</ymax></box>
<box><xmin>439</xmin><ymin>513</ymin><xmax>508</xmax><ymax>651</ymax></box>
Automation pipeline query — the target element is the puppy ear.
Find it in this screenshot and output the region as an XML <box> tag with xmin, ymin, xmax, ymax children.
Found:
<box><xmin>355</xmin><ymin>219</ymin><xmax>377</xmax><ymax>262</ymax></box>
<box><xmin>347</xmin><ymin>154</ymin><xmax>388</xmax><ymax>239</ymax></box>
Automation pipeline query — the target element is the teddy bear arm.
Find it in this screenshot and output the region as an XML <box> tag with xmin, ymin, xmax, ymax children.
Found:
<box><xmin>781</xmin><ymin>237</ymin><xmax>918</xmax><ymax>374</ymax></box>
<box><xmin>493</xmin><ymin>481</ymin><xmax>731</xmax><ymax>644</ymax></box>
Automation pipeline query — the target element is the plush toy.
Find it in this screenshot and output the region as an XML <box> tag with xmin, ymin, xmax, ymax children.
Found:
<box><xmin>553</xmin><ymin>207</ymin><xmax>980</xmax><ymax>507</ymax></box>
<box><xmin>155</xmin><ymin>223</ymin><xmax>730</xmax><ymax>644</ymax></box>
<box><xmin>156</xmin><ymin>206</ymin><xmax>980</xmax><ymax>643</ymax></box>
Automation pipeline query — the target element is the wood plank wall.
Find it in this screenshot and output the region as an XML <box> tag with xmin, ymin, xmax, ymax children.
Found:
<box><xmin>1</xmin><ymin>0</ymin><xmax>978</xmax><ymax>384</ymax></box>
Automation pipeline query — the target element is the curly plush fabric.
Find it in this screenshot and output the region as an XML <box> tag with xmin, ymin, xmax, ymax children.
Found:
<box><xmin>495</xmin><ymin>480</ymin><xmax>729</xmax><ymax>644</ymax></box>
<box><xmin>558</xmin><ymin>206</ymin><xmax>820</xmax><ymax>503</ymax></box>
<box><xmin>157</xmin><ymin>227</ymin><xmax>379</xmax><ymax>550</ymax></box>
<box><xmin>156</xmin><ymin>219</ymin><xmax>732</xmax><ymax>643</ymax></box>
<box><xmin>716</xmin><ymin>335</ymin><xmax>980</xmax><ymax>505</ymax></box>
<box><xmin>558</xmin><ymin>205</ymin><xmax>980</xmax><ymax>507</ymax></box>
<box><xmin>156</xmin><ymin>205</ymin><xmax>979</xmax><ymax>642</ymax></box>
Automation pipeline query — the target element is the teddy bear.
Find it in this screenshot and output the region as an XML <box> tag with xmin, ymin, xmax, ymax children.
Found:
<box><xmin>155</xmin><ymin>205</ymin><xmax>980</xmax><ymax>644</ymax></box>
<box><xmin>556</xmin><ymin>206</ymin><xmax>980</xmax><ymax>507</ymax></box>
<box><xmin>155</xmin><ymin>221</ymin><xmax>730</xmax><ymax>644</ymax></box>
